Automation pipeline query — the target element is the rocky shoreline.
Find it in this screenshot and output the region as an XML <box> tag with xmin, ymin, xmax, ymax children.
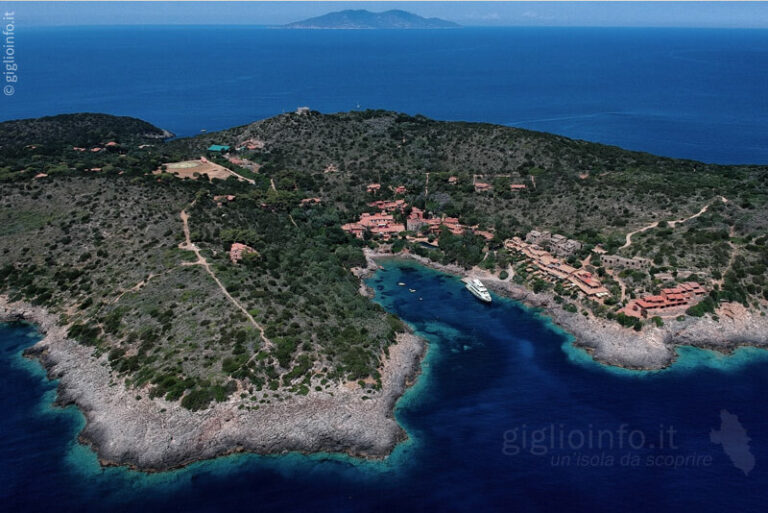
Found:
<box><xmin>0</xmin><ymin>295</ymin><xmax>427</xmax><ymax>472</ymax></box>
<box><xmin>364</xmin><ymin>248</ymin><xmax>768</xmax><ymax>370</ymax></box>
<box><xmin>4</xmin><ymin>249</ymin><xmax>767</xmax><ymax>472</ymax></box>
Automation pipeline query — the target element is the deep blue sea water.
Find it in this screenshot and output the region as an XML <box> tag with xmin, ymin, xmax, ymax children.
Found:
<box><xmin>3</xmin><ymin>26</ymin><xmax>768</xmax><ymax>163</ymax></box>
<box><xmin>2</xmin><ymin>259</ymin><xmax>768</xmax><ymax>512</ymax></box>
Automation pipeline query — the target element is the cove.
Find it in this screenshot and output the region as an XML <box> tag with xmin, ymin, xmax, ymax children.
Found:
<box><xmin>1</xmin><ymin>258</ymin><xmax>767</xmax><ymax>511</ymax></box>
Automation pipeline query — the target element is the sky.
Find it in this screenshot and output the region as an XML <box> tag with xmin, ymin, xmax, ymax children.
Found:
<box><xmin>5</xmin><ymin>1</ymin><xmax>768</xmax><ymax>29</ymax></box>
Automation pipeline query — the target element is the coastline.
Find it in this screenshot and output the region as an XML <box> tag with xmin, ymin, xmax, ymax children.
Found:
<box><xmin>0</xmin><ymin>295</ymin><xmax>428</xmax><ymax>473</ymax></box>
<box><xmin>4</xmin><ymin>246</ymin><xmax>767</xmax><ymax>473</ymax></box>
<box><xmin>363</xmin><ymin>248</ymin><xmax>768</xmax><ymax>371</ymax></box>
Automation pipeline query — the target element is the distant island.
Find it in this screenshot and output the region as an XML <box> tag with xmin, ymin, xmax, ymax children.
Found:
<box><xmin>1</xmin><ymin>109</ymin><xmax>767</xmax><ymax>471</ymax></box>
<box><xmin>283</xmin><ymin>9</ymin><xmax>461</xmax><ymax>30</ymax></box>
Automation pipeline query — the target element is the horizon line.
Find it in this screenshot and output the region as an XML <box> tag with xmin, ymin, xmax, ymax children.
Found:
<box><xmin>20</xmin><ymin>23</ymin><xmax>768</xmax><ymax>29</ymax></box>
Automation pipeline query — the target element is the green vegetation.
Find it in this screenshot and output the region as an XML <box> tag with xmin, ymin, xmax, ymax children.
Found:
<box><xmin>1</xmin><ymin>110</ymin><xmax>767</xmax><ymax>408</ymax></box>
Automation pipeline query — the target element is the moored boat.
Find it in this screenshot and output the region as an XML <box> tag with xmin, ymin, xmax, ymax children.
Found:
<box><xmin>465</xmin><ymin>278</ymin><xmax>492</xmax><ymax>303</ymax></box>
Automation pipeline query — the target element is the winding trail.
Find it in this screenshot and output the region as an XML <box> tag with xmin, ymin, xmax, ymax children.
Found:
<box><xmin>113</xmin><ymin>269</ymin><xmax>176</xmax><ymax>304</ymax></box>
<box><xmin>179</xmin><ymin>204</ymin><xmax>272</xmax><ymax>348</ymax></box>
<box><xmin>619</xmin><ymin>196</ymin><xmax>727</xmax><ymax>251</ymax></box>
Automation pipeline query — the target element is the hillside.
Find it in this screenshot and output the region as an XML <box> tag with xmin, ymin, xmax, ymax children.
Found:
<box><xmin>0</xmin><ymin>113</ymin><xmax>173</xmax><ymax>151</ymax></box>
<box><xmin>1</xmin><ymin>109</ymin><xmax>767</xmax><ymax>412</ymax></box>
<box><xmin>284</xmin><ymin>9</ymin><xmax>460</xmax><ymax>29</ymax></box>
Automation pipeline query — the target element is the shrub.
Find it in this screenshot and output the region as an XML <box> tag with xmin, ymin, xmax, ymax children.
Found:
<box><xmin>686</xmin><ymin>297</ymin><xmax>716</xmax><ymax>317</ymax></box>
<box><xmin>181</xmin><ymin>388</ymin><xmax>213</xmax><ymax>411</ymax></box>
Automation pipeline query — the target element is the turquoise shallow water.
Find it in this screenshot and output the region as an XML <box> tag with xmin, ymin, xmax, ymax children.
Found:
<box><xmin>2</xmin><ymin>259</ymin><xmax>768</xmax><ymax>512</ymax></box>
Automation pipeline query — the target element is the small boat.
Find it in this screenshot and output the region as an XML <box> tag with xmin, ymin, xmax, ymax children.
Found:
<box><xmin>409</xmin><ymin>289</ymin><xmax>416</xmax><ymax>293</ymax></box>
<box><xmin>465</xmin><ymin>278</ymin><xmax>492</xmax><ymax>303</ymax></box>
<box><xmin>398</xmin><ymin>282</ymin><xmax>406</xmax><ymax>286</ymax></box>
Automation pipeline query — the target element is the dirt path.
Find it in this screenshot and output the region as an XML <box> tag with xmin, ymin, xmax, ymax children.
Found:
<box><xmin>227</xmin><ymin>168</ymin><xmax>255</xmax><ymax>185</ymax></box>
<box><xmin>179</xmin><ymin>205</ymin><xmax>272</xmax><ymax>348</ymax></box>
<box><xmin>113</xmin><ymin>269</ymin><xmax>176</xmax><ymax>304</ymax></box>
<box><xmin>270</xmin><ymin>178</ymin><xmax>277</xmax><ymax>192</ymax></box>
<box><xmin>620</xmin><ymin>196</ymin><xmax>727</xmax><ymax>251</ymax></box>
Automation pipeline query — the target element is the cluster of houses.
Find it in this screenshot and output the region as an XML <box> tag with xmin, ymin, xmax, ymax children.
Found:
<box><xmin>408</xmin><ymin>208</ymin><xmax>462</xmax><ymax>236</ymax></box>
<box><xmin>525</xmin><ymin>230</ymin><xmax>583</xmax><ymax>258</ymax></box>
<box><xmin>72</xmin><ymin>141</ymin><xmax>119</xmax><ymax>153</ymax></box>
<box><xmin>505</xmin><ymin>236</ymin><xmax>610</xmax><ymax>298</ymax></box>
<box><xmin>366</xmin><ymin>183</ymin><xmax>407</xmax><ymax>195</ymax></box>
<box><xmin>341</xmin><ymin>196</ymin><xmax>495</xmax><ymax>243</ymax></box>
<box><xmin>620</xmin><ymin>282</ymin><xmax>708</xmax><ymax>319</ymax></box>
<box><xmin>341</xmin><ymin>212</ymin><xmax>406</xmax><ymax>241</ymax></box>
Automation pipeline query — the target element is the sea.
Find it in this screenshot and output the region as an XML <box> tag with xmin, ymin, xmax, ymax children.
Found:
<box><xmin>2</xmin><ymin>25</ymin><xmax>768</xmax><ymax>513</ymax></box>
<box><xmin>2</xmin><ymin>26</ymin><xmax>768</xmax><ymax>164</ymax></box>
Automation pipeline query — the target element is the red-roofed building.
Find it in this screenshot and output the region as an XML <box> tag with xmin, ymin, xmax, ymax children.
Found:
<box><xmin>105</xmin><ymin>141</ymin><xmax>119</xmax><ymax>147</ymax></box>
<box><xmin>394</xmin><ymin>185</ymin><xmax>407</xmax><ymax>194</ymax></box>
<box><xmin>367</xmin><ymin>183</ymin><xmax>381</xmax><ymax>193</ymax></box>
<box><xmin>442</xmin><ymin>217</ymin><xmax>464</xmax><ymax>235</ymax></box>
<box><xmin>572</xmin><ymin>270</ymin><xmax>608</xmax><ymax>296</ymax></box>
<box><xmin>474</xmin><ymin>182</ymin><xmax>492</xmax><ymax>193</ymax></box>
<box><xmin>448</xmin><ymin>176</ymin><xmax>458</xmax><ymax>185</ymax></box>
<box><xmin>341</xmin><ymin>222</ymin><xmax>365</xmax><ymax>239</ymax></box>
<box><xmin>240</xmin><ymin>138</ymin><xmax>265</xmax><ymax>151</ymax></box>
<box><xmin>300</xmin><ymin>197</ymin><xmax>321</xmax><ymax>206</ymax></box>
<box><xmin>369</xmin><ymin>199</ymin><xmax>406</xmax><ymax>212</ymax></box>
<box><xmin>621</xmin><ymin>282</ymin><xmax>708</xmax><ymax>319</ymax></box>
<box><xmin>510</xmin><ymin>184</ymin><xmax>527</xmax><ymax>191</ymax></box>
<box><xmin>230</xmin><ymin>243</ymin><xmax>257</xmax><ymax>264</ymax></box>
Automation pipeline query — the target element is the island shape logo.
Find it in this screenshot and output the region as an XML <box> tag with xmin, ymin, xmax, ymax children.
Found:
<box><xmin>710</xmin><ymin>409</ymin><xmax>756</xmax><ymax>476</ymax></box>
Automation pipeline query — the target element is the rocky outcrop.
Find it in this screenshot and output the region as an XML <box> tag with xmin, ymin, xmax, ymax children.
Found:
<box><xmin>0</xmin><ymin>296</ymin><xmax>427</xmax><ymax>472</ymax></box>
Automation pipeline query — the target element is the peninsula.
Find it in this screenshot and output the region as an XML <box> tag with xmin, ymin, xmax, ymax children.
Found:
<box><xmin>1</xmin><ymin>109</ymin><xmax>767</xmax><ymax>470</ymax></box>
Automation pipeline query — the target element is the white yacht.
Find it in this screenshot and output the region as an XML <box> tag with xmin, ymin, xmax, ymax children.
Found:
<box><xmin>465</xmin><ymin>278</ymin><xmax>492</xmax><ymax>303</ymax></box>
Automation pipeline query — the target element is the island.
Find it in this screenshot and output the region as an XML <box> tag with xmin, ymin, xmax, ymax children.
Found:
<box><xmin>283</xmin><ymin>9</ymin><xmax>460</xmax><ymax>30</ymax></box>
<box><xmin>1</xmin><ymin>108</ymin><xmax>767</xmax><ymax>471</ymax></box>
